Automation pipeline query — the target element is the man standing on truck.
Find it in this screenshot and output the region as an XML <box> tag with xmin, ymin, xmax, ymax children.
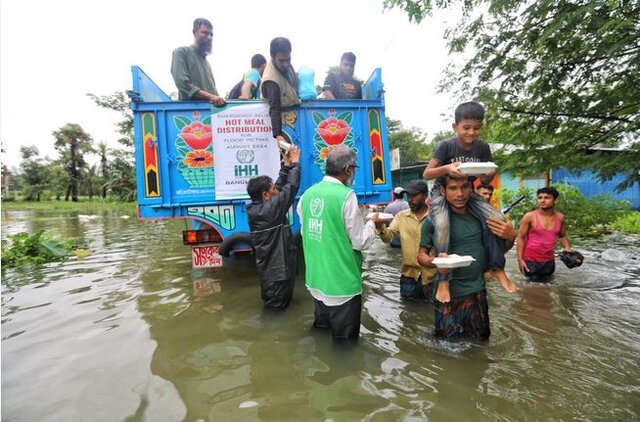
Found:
<box><xmin>323</xmin><ymin>52</ymin><xmax>362</xmax><ymax>100</ymax></box>
<box><xmin>246</xmin><ymin>146</ymin><xmax>301</xmax><ymax>309</ymax></box>
<box><xmin>227</xmin><ymin>54</ymin><xmax>267</xmax><ymax>100</ymax></box>
<box><xmin>261</xmin><ymin>37</ymin><xmax>300</xmax><ymax>145</ymax></box>
<box><xmin>297</xmin><ymin>145</ymin><xmax>377</xmax><ymax>344</ymax></box>
<box><xmin>171</xmin><ymin>18</ymin><xmax>226</xmax><ymax>106</ymax></box>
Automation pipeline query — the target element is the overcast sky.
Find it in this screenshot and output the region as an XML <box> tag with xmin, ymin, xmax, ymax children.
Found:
<box><xmin>0</xmin><ymin>0</ymin><xmax>459</xmax><ymax>169</ymax></box>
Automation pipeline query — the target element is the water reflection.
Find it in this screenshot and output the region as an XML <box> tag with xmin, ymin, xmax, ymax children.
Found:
<box><xmin>2</xmin><ymin>210</ymin><xmax>639</xmax><ymax>421</ymax></box>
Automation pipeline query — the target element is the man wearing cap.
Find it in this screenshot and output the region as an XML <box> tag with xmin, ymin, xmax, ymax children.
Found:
<box><xmin>383</xmin><ymin>186</ymin><xmax>410</xmax><ymax>248</ymax></box>
<box><xmin>374</xmin><ymin>180</ymin><xmax>436</xmax><ymax>300</ymax></box>
<box><xmin>385</xmin><ymin>187</ymin><xmax>410</xmax><ymax>216</ymax></box>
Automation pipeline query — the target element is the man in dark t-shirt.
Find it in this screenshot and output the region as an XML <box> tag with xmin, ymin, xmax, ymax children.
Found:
<box><xmin>323</xmin><ymin>52</ymin><xmax>362</xmax><ymax>100</ymax></box>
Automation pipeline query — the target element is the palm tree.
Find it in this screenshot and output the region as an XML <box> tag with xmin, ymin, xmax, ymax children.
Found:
<box><xmin>98</xmin><ymin>142</ymin><xmax>109</xmax><ymax>198</ymax></box>
<box><xmin>52</xmin><ymin>124</ymin><xmax>93</xmax><ymax>202</ymax></box>
<box><xmin>80</xmin><ymin>164</ymin><xmax>99</xmax><ymax>199</ymax></box>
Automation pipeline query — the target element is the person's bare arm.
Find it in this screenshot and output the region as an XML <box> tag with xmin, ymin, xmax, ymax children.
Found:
<box><xmin>487</xmin><ymin>215</ymin><xmax>516</xmax><ymax>250</ymax></box>
<box><xmin>423</xmin><ymin>158</ymin><xmax>466</xmax><ymax>180</ymax></box>
<box><xmin>323</xmin><ymin>89</ymin><xmax>336</xmax><ymax>100</ymax></box>
<box><xmin>192</xmin><ymin>89</ymin><xmax>226</xmax><ymax>106</ymax></box>
<box><xmin>517</xmin><ymin>213</ymin><xmax>533</xmax><ymax>274</ymax></box>
<box><xmin>558</xmin><ymin>214</ymin><xmax>572</xmax><ymax>251</ymax></box>
<box><xmin>376</xmin><ymin>215</ymin><xmax>400</xmax><ymax>243</ymax></box>
<box><xmin>239</xmin><ymin>81</ymin><xmax>255</xmax><ymax>100</ymax></box>
<box><xmin>417</xmin><ymin>246</ymin><xmax>437</xmax><ymax>268</ymax></box>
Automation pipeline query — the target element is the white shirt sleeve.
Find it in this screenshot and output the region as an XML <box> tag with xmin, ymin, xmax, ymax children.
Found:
<box><xmin>296</xmin><ymin>193</ymin><xmax>304</xmax><ymax>234</ymax></box>
<box><xmin>342</xmin><ymin>191</ymin><xmax>376</xmax><ymax>251</ymax></box>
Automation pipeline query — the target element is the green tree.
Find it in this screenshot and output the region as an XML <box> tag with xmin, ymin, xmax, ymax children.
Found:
<box><xmin>384</xmin><ymin>0</ymin><xmax>640</xmax><ymax>190</ymax></box>
<box><xmin>80</xmin><ymin>164</ymin><xmax>99</xmax><ymax>199</ymax></box>
<box><xmin>387</xmin><ymin>118</ymin><xmax>434</xmax><ymax>166</ymax></box>
<box><xmin>88</xmin><ymin>92</ymin><xmax>136</xmax><ymax>201</ymax></box>
<box><xmin>17</xmin><ymin>146</ymin><xmax>48</xmax><ymax>201</ymax></box>
<box><xmin>52</xmin><ymin>123</ymin><xmax>94</xmax><ymax>202</ymax></box>
<box><xmin>46</xmin><ymin>159</ymin><xmax>70</xmax><ymax>201</ymax></box>
<box><xmin>430</xmin><ymin>130</ymin><xmax>455</xmax><ymax>145</ymax></box>
<box><xmin>98</xmin><ymin>141</ymin><xmax>109</xmax><ymax>199</ymax></box>
<box><xmin>105</xmin><ymin>151</ymin><xmax>136</xmax><ymax>202</ymax></box>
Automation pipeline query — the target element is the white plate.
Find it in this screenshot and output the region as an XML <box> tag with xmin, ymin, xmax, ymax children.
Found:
<box><xmin>457</xmin><ymin>162</ymin><xmax>498</xmax><ymax>176</ymax></box>
<box><xmin>366</xmin><ymin>212</ymin><xmax>394</xmax><ymax>221</ymax></box>
<box><xmin>432</xmin><ymin>254</ymin><xmax>476</xmax><ymax>268</ymax></box>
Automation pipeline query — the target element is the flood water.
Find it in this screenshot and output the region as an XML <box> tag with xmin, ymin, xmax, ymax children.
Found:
<box><xmin>2</xmin><ymin>209</ymin><xmax>639</xmax><ymax>421</ymax></box>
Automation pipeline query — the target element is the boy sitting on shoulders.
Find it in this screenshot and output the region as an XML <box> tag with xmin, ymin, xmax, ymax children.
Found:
<box><xmin>423</xmin><ymin>102</ymin><xmax>517</xmax><ymax>303</ymax></box>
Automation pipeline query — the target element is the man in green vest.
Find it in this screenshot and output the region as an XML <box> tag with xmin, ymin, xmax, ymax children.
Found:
<box><xmin>297</xmin><ymin>145</ymin><xmax>377</xmax><ymax>344</ymax></box>
<box><xmin>261</xmin><ymin>37</ymin><xmax>300</xmax><ymax>146</ymax></box>
<box><xmin>170</xmin><ymin>18</ymin><xmax>226</xmax><ymax>106</ymax></box>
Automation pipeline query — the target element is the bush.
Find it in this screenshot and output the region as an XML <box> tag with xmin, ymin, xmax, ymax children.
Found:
<box><xmin>554</xmin><ymin>185</ymin><xmax>630</xmax><ymax>232</ymax></box>
<box><xmin>498</xmin><ymin>187</ymin><xmax>537</xmax><ymax>227</ymax></box>
<box><xmin>612</xmin><ymin>212</ymin><xmax>640</xmax><ymax>234</ymax></box>
<box><xmin>1</xmin><ymin>230</ymin><xmax>72</xmax><ymax>267</ymax></box>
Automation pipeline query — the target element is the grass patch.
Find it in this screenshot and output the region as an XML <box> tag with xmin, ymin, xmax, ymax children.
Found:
<box><xmin>2</xmin><ymin>199</ymin><xmax>136</xmax><ymax>214</ymax></box>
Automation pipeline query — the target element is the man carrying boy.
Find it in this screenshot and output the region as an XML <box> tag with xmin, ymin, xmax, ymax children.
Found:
<box><xmin>517</xmin><ymin>187</ymin><xmax>572</xmax><ymax>282</ymax></box>
<box><xmin>246</xmin><ymin>146</ymin><xmax>300</xmax><ymax>308</ymax></box>
<box><xmin>423</xmin><ymin>102</ymin><xmax>517</xmax><ymax>301</ymax></box>
<box><xmin>374</xmin><ymin>180</ymin><xmax>436</xmax><ymax>300</ymax></box>
<box><xmin>417</xmin><ymin>175</ymin><xmax>516</xmax><ymax>339</ymax></box>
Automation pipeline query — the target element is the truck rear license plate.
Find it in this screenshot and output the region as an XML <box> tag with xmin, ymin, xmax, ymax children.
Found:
<box><xmin>192</xmin><ymin>244</ymin><xmax>223</xmax><ymax>268</ymax></box>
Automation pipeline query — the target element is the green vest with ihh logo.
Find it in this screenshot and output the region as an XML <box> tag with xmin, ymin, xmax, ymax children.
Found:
<box><xmin>301</xmin><ymin>181</ymin><xmax>363</xmax><ymax>296</ymax></box>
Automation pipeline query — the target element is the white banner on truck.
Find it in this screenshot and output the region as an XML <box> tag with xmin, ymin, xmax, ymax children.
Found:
<box><xmin>211</xmin><ymin>103</ymin><xmax>281</xmax><ymax>200</ymax></box>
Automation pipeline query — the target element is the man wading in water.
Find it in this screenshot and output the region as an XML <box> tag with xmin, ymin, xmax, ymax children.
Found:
<box><xmin>418</xmin><ymin>175</ymin><xmax>516</xmax><ymax>339</ymax></box>
<box><xmin>517</xmin><ymin>187</ymin><xmax>573</xmax><ymax>282</ymax></box>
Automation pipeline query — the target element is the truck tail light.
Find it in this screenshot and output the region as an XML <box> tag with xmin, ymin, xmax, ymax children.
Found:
<box><xmin>182</xmin><ymin>229</ymin><xmax>223</xmax><ymax>245</ymax></box>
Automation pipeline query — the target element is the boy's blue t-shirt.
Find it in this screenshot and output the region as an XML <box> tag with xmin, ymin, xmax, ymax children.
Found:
<box><xmin>243</xmin><ymin>69</ymin><xmax>261</xmax><ymax>99</ymax></box>
<box><xmin>432</xmin><ymin>137</ymin><xmax>493</xmax><ymax>191</ymax></box>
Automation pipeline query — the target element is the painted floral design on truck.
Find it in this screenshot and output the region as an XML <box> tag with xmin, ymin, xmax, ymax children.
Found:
<box><xmin>174</xmin><ymin>112</ymin><xmax>214</xmax><ymax>188</ymax></box>
<box><xmin>313</xmin><ymin>110</ymin><xmax>357</xmax><ymax>171</ymax></box>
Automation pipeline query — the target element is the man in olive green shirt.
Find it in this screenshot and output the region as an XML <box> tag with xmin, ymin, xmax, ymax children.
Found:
<box><xmin>171</xmin><ymin>18</ymin><xmax>226</xmax><ymax>105</ymax></box>
<box><xmin>374</xmin><ymin>180</ymin><xmax>436</xmax><ymax>300</ymax></box>
<box><xmin>417</xmin><ymin>175</ymin><xmax>516</xmax><ymax>339</ymax></box>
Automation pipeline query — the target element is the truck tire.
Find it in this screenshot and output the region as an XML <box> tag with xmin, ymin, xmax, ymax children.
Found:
<box><xmin>219</xmin><ymin>232</ymin><xmax>253</xmax><ymax>257</ymax></box>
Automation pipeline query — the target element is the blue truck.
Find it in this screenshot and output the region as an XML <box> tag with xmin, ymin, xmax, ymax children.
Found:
<box><xmin>130</xmin><ymin>66</ymin><xmax>392</xmax><ymax>267</ymax></box>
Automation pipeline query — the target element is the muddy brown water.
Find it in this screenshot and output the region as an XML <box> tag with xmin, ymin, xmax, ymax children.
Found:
<box><xmin>2</xmin><ymin>209</ymin><xmax>639</xmax><ymax>421</ymax></box>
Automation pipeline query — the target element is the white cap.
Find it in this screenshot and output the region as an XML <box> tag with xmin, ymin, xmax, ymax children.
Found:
<box><xmin>393</xmin><ymin>187</ymin><xmax>403</xmax><ymax>194</ymax></box>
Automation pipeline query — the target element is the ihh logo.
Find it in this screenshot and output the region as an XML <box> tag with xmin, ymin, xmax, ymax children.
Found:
<box><xmin>235</xmin><ymin>165</ymin><xmax>259</xmax><ymax>177</ymax></box>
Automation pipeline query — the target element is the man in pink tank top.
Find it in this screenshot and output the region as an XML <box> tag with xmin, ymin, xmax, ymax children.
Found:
<box><xmin>517</xmin><ymin>187</ymin><xmax>572</xmax><ymax>282</ymax></box>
